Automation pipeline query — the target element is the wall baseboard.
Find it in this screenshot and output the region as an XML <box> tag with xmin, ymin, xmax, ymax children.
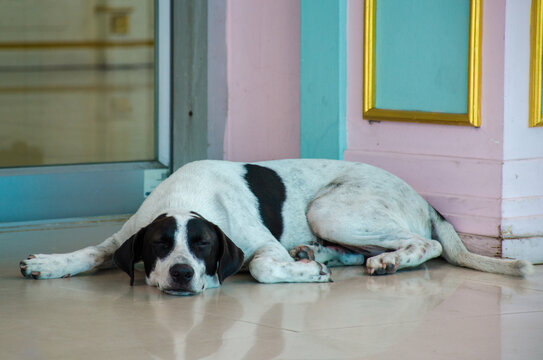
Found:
<box><xmin>458</xmin><ymin>232</ymin><xmax>543</xmax><ymax>264</ymax></box>
<box><xmin>502</xmin><ymin>237</ymin><xmax>543</xmax><ymax>264</ymax></box>
<box><xmin>458</xmin><ymin>232</ymin><xmax>502</xmax><ymax>258</ymax></box>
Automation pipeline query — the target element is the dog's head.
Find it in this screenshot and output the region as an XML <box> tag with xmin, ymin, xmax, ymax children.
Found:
<box><xmin>113</xmin><ymin>212</ymin><xmax>244</xmax><ymax>296</ymax></box>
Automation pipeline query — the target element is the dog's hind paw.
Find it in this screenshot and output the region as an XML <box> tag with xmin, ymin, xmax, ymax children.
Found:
<box><xmin>290</xmin><ymin>245</ymin><xmax>315</xmax><ymax>261</ymax></box>
<box><xmin>366</xmin><ymin>253</ymin><xmax>400</xmax><ymax>275</ymax></box>
<box><xmin>308</xmin><ymin>260</ymin><xmax>332</xmax><ymax>282</ymax></box>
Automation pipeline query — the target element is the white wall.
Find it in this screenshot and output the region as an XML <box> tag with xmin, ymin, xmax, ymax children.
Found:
<box><xmin>502</xmin><ymin>0</ymin><xmax>543</xmax><ymax>262</ymax></box>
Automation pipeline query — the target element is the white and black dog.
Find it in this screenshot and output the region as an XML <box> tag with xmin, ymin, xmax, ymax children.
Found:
<box><xmin>20</xmin><ymin>159</ymin><xmax>533</xmax><ymax>295</ymax></box>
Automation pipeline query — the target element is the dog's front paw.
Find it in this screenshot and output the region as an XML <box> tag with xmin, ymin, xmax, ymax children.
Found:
<box><xmin>19</xmin><ymin>254</ymin><xmax>73</xmax><ymax>279</ymax></box>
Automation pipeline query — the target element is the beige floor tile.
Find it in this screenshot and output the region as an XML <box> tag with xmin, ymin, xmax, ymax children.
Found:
<box><xmin>310</xmin><ymin>311</ymin><xmax>543</xmax><ymax>360</ymax></box>
<box><xmin>425</xmin><ymin>258</ymin><xmax>543</xmax><ymax>292</ymax></box>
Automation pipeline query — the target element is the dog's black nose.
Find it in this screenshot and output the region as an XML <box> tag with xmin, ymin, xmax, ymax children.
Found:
<box><xmin>169</xmin><ymin>264</ymin><xmax>194</xmax><ymax>283</ymax></box>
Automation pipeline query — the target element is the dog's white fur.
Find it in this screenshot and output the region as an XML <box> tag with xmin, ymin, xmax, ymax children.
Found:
<box><xmin>20</xmin><ymin>159</ymin><xmax>533</xmax><ymax>294</ymax></box>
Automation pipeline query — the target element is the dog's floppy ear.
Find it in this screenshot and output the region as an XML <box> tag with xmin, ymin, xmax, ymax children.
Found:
<box><xmin>114</xmin><ymin>214</ymin><xmax>168</xmax><ymax>285</ymax></box>
<box><xmin>113</xmin><ymin>227</ymin><xmax>146</xmax><ymax>286</ymax></box>
<box><xmin>214</xmin><ymin>225</ymin><xmax>244</xmax><ymax>283</ymax></box>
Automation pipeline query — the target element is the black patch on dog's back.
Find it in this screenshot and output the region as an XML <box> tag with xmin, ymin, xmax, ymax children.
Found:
<box><xmin>244</xmin><ymin>164</ymin><xmax>286</xmax><ymax>241</ymax></box>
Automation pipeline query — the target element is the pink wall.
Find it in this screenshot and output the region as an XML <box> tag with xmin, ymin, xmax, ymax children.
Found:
<box><xmin>223</xmin><ymin>0</ymin><xmax>301</xmax><ymax>162</ymax></box>
<box><xmin>344</xmin><ymin>0</ymin><xmax>506</xmax><ymax>237</ymax></box>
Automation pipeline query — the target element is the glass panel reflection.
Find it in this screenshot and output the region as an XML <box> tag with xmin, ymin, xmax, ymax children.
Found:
<box><xmin>0</xmin><ymin>0</ymin><xmax>155</xmax><ymax>167</ymax></box>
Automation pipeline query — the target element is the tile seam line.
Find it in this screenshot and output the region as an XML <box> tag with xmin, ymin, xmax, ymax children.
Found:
<box><xmin>188</xmin><ymin>311</ymin><xmax>301</xmax><ymax>333</ymax></box>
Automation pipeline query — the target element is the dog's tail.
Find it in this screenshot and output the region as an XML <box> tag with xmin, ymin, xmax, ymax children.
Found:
<box><xmin>429</xmin><ymin>207</ymin><xmax>534</xmax><ymax>277</ymax></box>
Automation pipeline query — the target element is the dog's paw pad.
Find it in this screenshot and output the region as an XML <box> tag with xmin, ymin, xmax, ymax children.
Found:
<box><xmin>290</xmin><ymin>245</ymin><xmax>315</xmax><ymax>261</ymax></box>
<box><xmin>19</xmin><ymin>262</ymin><xmax>27</xmax><ymax>276</ymax></box>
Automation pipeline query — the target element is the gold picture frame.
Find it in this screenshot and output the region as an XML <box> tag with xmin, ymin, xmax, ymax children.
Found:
<box><xmin>363</xmin><ymin>0</ymin><xmax>482</xmax><ymax>127</ymax></box>
<box><xmin>529</xmin><ymin>0</ymin><xmax>543</xmax><ymax>127</ymax></box>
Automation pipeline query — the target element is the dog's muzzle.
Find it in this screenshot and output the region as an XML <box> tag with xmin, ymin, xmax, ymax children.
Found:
<box><xmin>163</xmin><ymin>264</ymin><xmax>201</xmax><ymax>296</ymax></box>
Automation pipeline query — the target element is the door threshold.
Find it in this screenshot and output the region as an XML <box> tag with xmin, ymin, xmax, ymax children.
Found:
<box><xmin>0</xmin><ymin>214</ymin><xmax>131</xmax><ymax>234</ymax></box>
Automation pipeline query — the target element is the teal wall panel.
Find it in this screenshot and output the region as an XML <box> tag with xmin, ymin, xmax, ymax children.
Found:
<box><xmin>0</xmin><ymin>165</ymin><xmax>144</xmax><ymax>222</ymax></box>
<box><xmin>375</xmin><ymin>0</ymin><xmax>470</xmax><ymax>113</ymax></box>
<box><xmin>300</xmin><ymin>0</ymin><xmax>346</xmax><ymax>159</ymax></box>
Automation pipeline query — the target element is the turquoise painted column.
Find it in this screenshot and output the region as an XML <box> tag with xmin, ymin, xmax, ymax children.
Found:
<box><xmin>300</xmin><ymin>0</ymin><xmax>347</xmax><ymax>159</ymax></box>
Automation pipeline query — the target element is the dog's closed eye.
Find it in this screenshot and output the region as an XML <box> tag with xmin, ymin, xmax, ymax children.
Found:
<box><xmin>152</xmin><ymin>238</ymin><xmax>173</xmax><ymax>258</ymax></box>
<box><xmin>154</xmin><ymin>241</ymin><xmax>170</xmax><ymax>249</ymax></box>
<box><xmin>195</xmin><ymin>239</ymin><xmax>210</xmax><ymax>248</ymax></box>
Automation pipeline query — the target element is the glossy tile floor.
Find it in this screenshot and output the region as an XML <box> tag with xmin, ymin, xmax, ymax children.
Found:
<box><xmin>1</xmin><ymin>218</ymin><xmax>542</xmax><ymax>360</ymax></box>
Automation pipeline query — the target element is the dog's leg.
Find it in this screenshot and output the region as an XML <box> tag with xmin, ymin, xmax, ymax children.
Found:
<box><xmin>19</xmin><ymin>234</ymin><xmax>122</xmax><ymax>279</ymax></box>
<box><xmin>249</xmin><ymin>242</ymin><xmax>332</xmax><ymax>283</ymax></box>
<box><xmin>289</xmin><ymin>243</ymin><xmax>365</xmax><ymax>267</ymax></box>
<box><xmin>306</xmin><ymin>179</ymin><xmax>443</xmax><ymax>275</ymax></box>
<box><xmin>364</xmin><ymin>235</ymin><xmax>442</xmax><ymax>275</ymax></box>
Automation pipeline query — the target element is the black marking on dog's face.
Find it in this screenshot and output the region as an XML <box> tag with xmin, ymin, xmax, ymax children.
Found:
<box><xmin>186</xmin><ymin>215</ymin><xmax>245</xmax><ymax>283</ymax></box>
<box><xmin>244</xmin><ymin>164</ymin><xmax>286</xmax><ymax>241</ymax></box>
<box><xmin>187</xmin><ymin>217</ymin><xmax>221</xmax><ymax>276</ymax></box>
<box><xmin>141</xmin><ymin>216</ymin><xmax>177</xmax><ymax>277</ymax></box>
<box><xmin>113</xmin><ymin>214</ymin><xmax>177</xmax><ymax>285</ymax></box>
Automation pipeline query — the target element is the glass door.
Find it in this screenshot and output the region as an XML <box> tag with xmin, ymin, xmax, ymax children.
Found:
<box><xmin>0</xmin><ymin>0</ymin><xmax>170</xmax><ymax>223</ymax></box>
